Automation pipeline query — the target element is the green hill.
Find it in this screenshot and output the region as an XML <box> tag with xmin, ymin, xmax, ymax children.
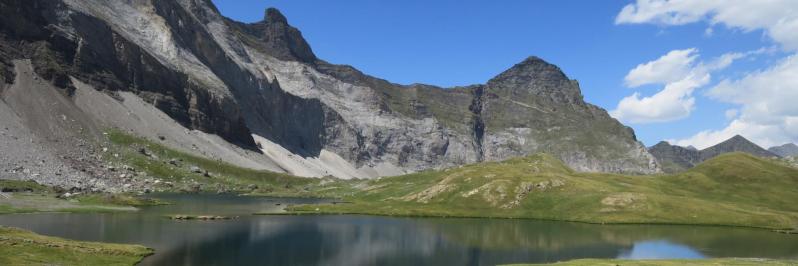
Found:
<box><xmin>286</xmin><ymin>153</ymin><xmax>798</xmax><ymax>230</ymax></box>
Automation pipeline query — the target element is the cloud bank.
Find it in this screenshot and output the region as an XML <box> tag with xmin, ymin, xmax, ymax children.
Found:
<box><xmin>610</xmin><ymin>49</ymin><xmax>744</xmax><ymax>124</ymax></box>
<box><xmin>616</xmin><ymin>0</ymin><xmax>798</xmax><ymax>148</ymax></box>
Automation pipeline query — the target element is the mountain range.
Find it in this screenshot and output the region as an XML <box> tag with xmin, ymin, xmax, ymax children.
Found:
<box><xmin>649</xmin><ymin>135</ymin><xmax>783</xmax><ymax>173</ymax></box>
<box><xmin>0</xmin><ymin>0</ymin><xmax>663</xmax><ymax>190</ymax></box>
<box><xmin>769</xmin><ymin>143</ymin><xmax>798</xmax><ymax>157</ymax></box>
<box><xmin>2</xmin><ymin>0</ymin><xmax>794</xmax><ymax>192</ymax></box>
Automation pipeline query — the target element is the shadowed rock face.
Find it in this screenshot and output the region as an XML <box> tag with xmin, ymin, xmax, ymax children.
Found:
<box><xmin>230</xmin><ymin>8</ymin><xmax>317</xmax><ymax>63</ymax></box>
<box><xmin>649</xmin><ymin>135</ymin><xmax>779</xmax><ymax>173</ymax></box>
<box><xmin>0</xmin><ymin>0</ymin><xmax>660</xmax><ymax>177</ymax></box>
<box><xmin>0</xmin><ymin>0</ymin><xmax>256</xmax><ymax>149</ymax></box>
<box><xmin>649</xmin><ymin>142</ymin><xmax>702</xmax><ymax>173</ymax></box>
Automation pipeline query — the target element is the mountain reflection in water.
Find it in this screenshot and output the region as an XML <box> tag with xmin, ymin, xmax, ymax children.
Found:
<box><xmin>0</xmin><ymin>194</ymin><xmax>795</xmax><ymax>266</ymax></box>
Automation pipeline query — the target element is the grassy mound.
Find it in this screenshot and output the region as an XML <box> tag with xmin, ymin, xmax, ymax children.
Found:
<box><xmin>0</xmin><ymin>226</ymin><xmax>152</xmax><ymax>265</ymax></box>
<box><xmin>286</xmin><ymin>153</ymin><xmax>798</xmax><ymax>229</ymax></box>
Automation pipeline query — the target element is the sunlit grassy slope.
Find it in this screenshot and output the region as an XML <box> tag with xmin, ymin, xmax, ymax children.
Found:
<box><xmin>0</xmin><ymin>226</ymin><xmax>152</xmax><ymax>266</ymax></box>
<box><xmin>106</xmin><ymin>130</ymin><xmax>357</xmax><ymax>197</ymax></box>
<box><xmin>287</xmin><ymin>153</ymin><xmax>798</xmax><ymax>229</ymax></box>
<box><xmin>107</xmin><ymin>130</ymin><xmax>798</xmax><ymax>229</ymax></box>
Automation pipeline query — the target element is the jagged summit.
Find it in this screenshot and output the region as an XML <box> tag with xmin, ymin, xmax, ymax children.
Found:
<box><xmin>265</xmin><ymin>7</ymin><xmax>288</xmax><ymax>24</ymax></box>
<box><xmin>231</xmin><ymin>7</ymin><xmax>317</xmax><ymax>62</ymax></box>
<box><xmin>519</xmin><ymin>56</ymin><xmax>563</xmax><ymax>69</ymax></box>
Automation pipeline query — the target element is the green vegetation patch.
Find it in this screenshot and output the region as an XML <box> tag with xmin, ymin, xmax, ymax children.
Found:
<box><xmin>283</xmin><ymin>153</ymin><xmax>798</xmax><ymax>230</ymax></box>
<box><xmin>0</xmin><ymin>179</ymin><xmax>51</xmax><ymax>193</ymax></box>
<box><xmin>0</xmin><ymin>193</ymin><xmax>139</xmax><ymax>214</ymax></box>
<box><xmin>0</xmin><ymin>226</ymin><xmax>152</xmax><ymax>266</ymax></box>
<box><xmin>106</xmin><ymin>129</ymin><xmax>358</xmax><ymax>198</ymax></box>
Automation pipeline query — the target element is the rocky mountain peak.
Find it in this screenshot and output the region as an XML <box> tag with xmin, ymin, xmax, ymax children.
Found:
<box><xmin>652</xmin><ymin>141</ymin><xmax>673</xmax><ymax>148</ymax></box>
<box><xmin>519</xmin><ymin>56</ymin><xmax>562</xmax><ymax>69</ymax></box>
<box><xmin>486</xmin><ymin>56</ymin><xmax>582</xmax><ymax>105</ymax></box>
<box><xmin>720</xmin><ymin>135</ymin><xmax>759</xmax><ymax>148</ymax></box>
<box><xmin>232</xmin><ymin>7</ymin><xmax>317</xmax><ymax>63</ymax></box>
<box><xmin>700</xmin><ymin>135</ymin><xmax>778</xmax><ymax>160</ymax></box>
<box><xmin>490</xmin><ymin>56</ymin><xmax>569</xmax><ymax>85</ymax></box>
<box><xmin>728</xmin><ymin>134</ymin><xmax>747</xmax><ymax>142</ymax></box>
<box><xmin>265</xmin><ymin>7</ymin><xmax>288</xmax><ymax>24</ymax></box>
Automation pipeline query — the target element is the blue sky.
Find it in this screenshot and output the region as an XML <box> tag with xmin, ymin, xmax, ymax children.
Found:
<box><xmin>212</xmin><ymin>0</ymin><xmax>797</xmax><ymax>149</ymax></box>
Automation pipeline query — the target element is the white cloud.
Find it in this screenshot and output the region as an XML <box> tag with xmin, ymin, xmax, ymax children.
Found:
<box><xmin>611</xmin><ymin>73</ymin><xmax>705</xmax><ymax>123</ymax></box>
<box><xmin>672</xmin><ymin>54</ymin><xmax>798</xmax><ymax>148</ymax></box>
<box><xmin>724</xmin><ymin>109</ymin><xmax>738</xmax><ymax>120</ymax></box>
<box><xmin>611</xmin><ymin>49</ymin><xmax>746</xmax><ymax>124</ymax></box>
<box><xmin>624</xmin><ymin>48</ymin><xmax>698</xmax><ymax>87</ymax></box>
<box><xmin>616</xmin><ymin>0</ymin><xmax>798</xmax><ymax>50</ymax></box>
<box><xmin>616</xmin><ymin>0</ymin><xmax>798</xmax><ymax>147</ymax></box>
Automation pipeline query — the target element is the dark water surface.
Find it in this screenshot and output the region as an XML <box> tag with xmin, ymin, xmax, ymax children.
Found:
<box><xmin>0</xmin><ymin>193</ymin><xmax>796</xmax><ymax>266</ymax></box>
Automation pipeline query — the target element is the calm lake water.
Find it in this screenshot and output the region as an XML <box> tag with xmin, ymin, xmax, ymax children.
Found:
<box><xmin>0</xmin><ymin>193</ymin><xmax>796</xmax><ymax>266</ymax></box>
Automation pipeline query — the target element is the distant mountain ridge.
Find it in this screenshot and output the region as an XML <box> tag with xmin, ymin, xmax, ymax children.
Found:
<box><xmin>649</xmin><ymin>135</ymin><xmax>779</xmax><ymax>173</ymax></box>
<box><xmin>769</xmin><ymin>143</ymin><xmax>798</xmax><ymax>157</ymax></box>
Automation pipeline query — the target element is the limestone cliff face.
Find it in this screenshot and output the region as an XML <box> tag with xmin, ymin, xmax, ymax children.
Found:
<box><xmin>0</xmin><ymin>0</ymin><xmax>660</xmax><ymax>177</ymax></box>
<box><xmin>0</xmin><ymin>0</ymin><xmax>255</xmax><ymax>148</ymax></box>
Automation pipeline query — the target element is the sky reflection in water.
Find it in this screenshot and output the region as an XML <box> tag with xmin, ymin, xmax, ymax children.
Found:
<box><xmin>0</xmin><ymin>194</ymin><xmax>794</xmax><ymax>266</ymax></box>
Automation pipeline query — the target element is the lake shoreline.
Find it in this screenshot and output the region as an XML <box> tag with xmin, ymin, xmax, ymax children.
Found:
<box><xmin>259</xmin><ymin>208</ymin><xmax>798</xmax><ymax>233</ymax></box>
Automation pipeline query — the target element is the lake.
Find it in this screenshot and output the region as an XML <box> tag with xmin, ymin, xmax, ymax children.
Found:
<box><xmin>0</xmin><ymin>193</ymin><xmax>795</xmax><ymax>265</ymax></box>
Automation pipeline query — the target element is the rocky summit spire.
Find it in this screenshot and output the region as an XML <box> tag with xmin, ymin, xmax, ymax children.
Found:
<box><xmin>233</xmin><ymin>7</ymin><xmax>317</xmax><ymax>63</ymax></box>
<box><xmin>265</xmin><ymin>7</ymin><xmax>288</xmax><ymax>24</ymax></box>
